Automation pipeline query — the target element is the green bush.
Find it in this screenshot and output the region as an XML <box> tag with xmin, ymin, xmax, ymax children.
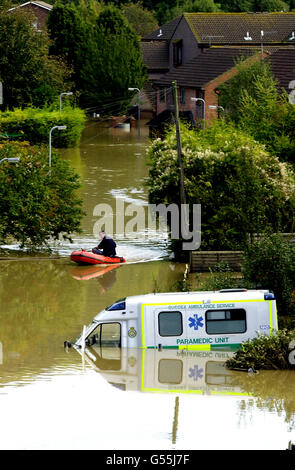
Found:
<box><xmin>0</xmin><ymin>141</ymin><xmax>84</xmax><ymax>248</ymax></box>
<box><xmin>219</xmin><ymin>59</ymin><xmax>295</xmax><ymax>162</ymax></box>
<box><xmin>242</xmin><ymin>234</ymin><xmax>295</xmax><ymax>322</ymax></box>
<box><xmin>146</xmin><ymin>121</ymin><xmax>295</xmax><ymax>250</ymax></box>
<box><xmin>226</xmin><ymin>329</ymin><xmax>295</xmax><ymax>370</ymax></box>
<box><xmin>198</xmin><ymin>262</ymin><xmax>243</xmax><ymax>291</ymax></box>
<box><xmin>0</xmin><ymin>106</ymin><xmax>86</xmax><ymax>148</ymax></box>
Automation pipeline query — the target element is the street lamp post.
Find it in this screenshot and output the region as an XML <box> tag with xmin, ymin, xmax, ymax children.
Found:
<box><xmin>49</xmin><ymin>126</ymin><xmax>67</xmax><ymax>174</ymax></box>
<box><xmin>0</xmin><ymin>157</ymin><xmax>20</xmax><ymax>165</ymax></box>
<box><xmin>128</xmin><ymin>87</ymin><xmax>140</xmax><ymax>137</ymax></box>
<box><xmin>208</xmin><ymin>104</ymin><xmax>225</xmax><ymax>118</ymax></box>
<box><xmin>59</xmin><ymin>92</ymin><xmax>73</xmax><ymax>116</ymax></box>
<box><xmin>191</xmin><ymin>97</ymin><xmax>206</xmax><ymax>129</ymax></box>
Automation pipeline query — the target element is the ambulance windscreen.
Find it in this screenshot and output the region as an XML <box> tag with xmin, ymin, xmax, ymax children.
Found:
<box><xmin>106</xmin><ymin>298</ymin><xmax>126</xmax><ymax>311</ymax></box>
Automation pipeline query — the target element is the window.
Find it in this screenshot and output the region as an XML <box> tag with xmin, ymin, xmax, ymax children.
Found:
<box><xmin>205</xmin><ymin>309</ymin><xmax>246</xmax><ymax>335</ymax></box>
<box><xmin>101</xmin><ymin>322</ymin><xmax>121</xmax><ymax>346</ymax></box>
<box><xmin>173</xmin><ymin>40</ymin><xmax>183</xmax><ymax>67</ymax></box>
<box><xmin>87</xmin><ymin>322</ymin><xmax>121</xmax><ymax>347</ymax></box>
<box><xmin>158</xmin><ymin>311</ymin><xmax>183</xmax><ymax>336</ymax></box>
<box><xmin>158</xmin><ymin>359</ymin><xmax>183</xmax><ymax>384</ymax></box>
<box><xmin>179</xmin><ymin>87</ymin><xmax>185</xmax><ymax>105</ymax></box>
<box><xmin>86</xmin><ymin>323</ymin><xmax>122</xmax><ymax>367</ymax></box>
<box><xmin>106</xmin><ymin>298</ymin><xmax>126</xmax><ymax>311</ymax></box>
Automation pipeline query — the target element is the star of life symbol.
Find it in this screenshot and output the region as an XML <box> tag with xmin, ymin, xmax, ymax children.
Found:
<box><xmin>189</xmin><ymin>365</ymin><xmax>204</xmax><ymax>382</ymax></box>
<box><xmin>188</xmin><ymin>314</ymin><xmax>204</xmax><ymax>330</ymax></box>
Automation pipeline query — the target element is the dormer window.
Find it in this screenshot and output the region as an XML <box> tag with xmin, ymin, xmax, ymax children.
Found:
<box><xmin>173</xmin><ymin>39</ymin><xmax>182</xmax><ymax>67</ymax></box>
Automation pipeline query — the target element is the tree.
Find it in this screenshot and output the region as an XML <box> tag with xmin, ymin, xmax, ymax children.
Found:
<box><xmin>0</xmin><ymin>9</ymin><xmax>69</xmax><ymax>109</ymax></box>
<box><xmin>48</xmin><ymin>3</ymin><xmax>147</xmax><ymax>110</ymax></box>
<box><xmin>242</xmin><ymin>234</ymin><xmax>295</xmax><ymax>321</ymax></box>
<box><xmin>79</xmin><ymin>6</ymin><xmax>147</xmax><ymax>109</ymax></box>
<box><xmin>146</xmin><ymin>121</ymin><xmax>295</xmax><ymax>250</ymax></box>
<box><xmin>219</xmin><ymin>59</ymin><xmax>295</xmax><ymax>162</ymax></box>
<box><xmin>216</xmin><ymin>0</ymin><xmax>290</xmax><ymax>10</ymax></box>
<box><xmin>255</xmin><ymin>0</ymin><xmax>289</xmax><ymax>11</ymax></box>
<box><xmin>218</xmin><ymin>58</ymin><xmax>273</xmax><ymax>122</ymax></box>
<box><xmin>166</xmin><ymin>0</ymin><xmax>220</xmax><ymax>21</ymax></box>
<box><xmin>0</xmin><ymin>142</ymin><xmax>84</xmax><ymax>248</ymax></box>
<box><xmin>47</xmin><ymin>1</ymin><xmax>93</xmax><ymax>100</ymax></box>
<box><xmin>121</xmin><ymin>2</ymin><xmax>158</xmax><ymax>37</ymax></box>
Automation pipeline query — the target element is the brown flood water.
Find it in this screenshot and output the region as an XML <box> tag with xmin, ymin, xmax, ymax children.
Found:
<box><xmin>0</xmin><ymin>122</ymin><xmax>295</xmax><ymax>450</ymax></box>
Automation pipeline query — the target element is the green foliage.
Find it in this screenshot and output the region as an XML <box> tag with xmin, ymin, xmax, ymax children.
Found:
<box><xmin>146</xmin><ymin>121</ymin><xmax>295</xmax><ymax>250</ymax></box>
<box><xmin>166</xmin><ymin>0</ymin><xmax>220</xmax><ymax>21</ymax></box>
<box><xmin>219</xmin><ymin>59</ymin><xmax>295</xmax><ymax>162</ymax></box>
<box><xmin>0</xmin><ymin>107</ymin><xmax>86</xmax><ymax>147</ymax></box>
<box><xmin>0</xmin><ymin>9</ymin><xmax>69</xmax><ymax>109</ymax></box>
<box><xmin>121</xmin><ymin>1</ymin><xmax>159</xmax><ymax>36</ymax></box>
<box><xmin>259</xmin><ymin>0</ymin><xmax>290</xmax><ymax>10</ymax></box>
<box><xmin>47</xmin><ymin>0</ymin><xmax>94</xmax><ymax>100</ymax></box>
<box><xmin>226</xmin><ymin>329</ymin><xmax>295</xmax><ymax>370</ymax></box>
<box><xmin>81</xmin><ymin>6</ymin><xmax>147</xmax><ymax>109</ymax></box>
<box><xmin>198</xmin><ymin>262</ymin><xmax>243</xmax><ymax>291</ymax></box>
<box><xmin>0</xmin><ymin>141</ymin><xmax>84</xmax><ymax>248</ymax></box>
<box><xmin>106</xmin><ymin>0</ymin><xmax>295</xmax><ymax>23</ymax></box>
<box><xmin>242</xmin><ymin>234</ymin><xmax>295</xmax><ymax>321</ymax></box>
<box><xmin>219</xmin><ymin>59</ymin><xmax>273</xmax><ymax>123</ymax></box>
<box><xmin>218</xmin><ymin>0</ymin><xmax>290</xmax><ymax>10</ymax></box>
<box><xmin>48</xmin><ymin>3</ymin><xmax>147</xmax><ymax>109</ymax></box>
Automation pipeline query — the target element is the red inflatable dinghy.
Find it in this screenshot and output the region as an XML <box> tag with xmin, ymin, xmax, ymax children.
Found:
<box><xmin>70</xmin><ymin>249</ymin><xmax>126</xmax><ymax>265</ymax></box>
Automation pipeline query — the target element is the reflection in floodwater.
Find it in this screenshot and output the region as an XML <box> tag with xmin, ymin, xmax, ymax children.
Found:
<box><xmin>71</xmin><ymin>264</ymin><xmax>120</xmax><ymax>282</ymax></box>
<box><xmin>71</xmin><ymin>346</ymin><xmax>295</xmax><ymax>447</ymax></box>
<box><xmin>75</xmin><ymin>347</ymin><xmax>246</xmax><ymax>395</ymax></box>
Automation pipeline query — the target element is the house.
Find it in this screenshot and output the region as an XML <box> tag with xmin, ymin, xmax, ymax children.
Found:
<box><xmin>8</xmin><ymin>1</ymin><xmax>52</xmax><ymax>31</ymax></box>
<box><xmin>142</xmin><ymin>12</ymin><xmax>295</xmax><ymax>132</ymax></box>
<box><xmin>152</xmin><ymin>47</ymin><xmax>267</xmax><ymax>131</ymax></box>
<box><xmin>268</xmin><ymin>48</ymin><xmax>295</xmax><ymax>103</ymax></box>
<box><xmin>143</xmin><ymin>12</ymin><xmax>295</xmax><ymax>69</ymax></box>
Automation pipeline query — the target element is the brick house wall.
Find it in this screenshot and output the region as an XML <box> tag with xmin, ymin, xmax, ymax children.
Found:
<box><xmin>9</xmin><ymin>2</ymin><xmax>52</xmax><ymax>30</ymax></box>
<box><xmin>154</xmin><ymin>50</ymin><xmax>267</xmax><ymax>126</ymax></box>
<box><xmin>23</xmin><ymin>3</ymin><xmax>50</xmax><ymax>29</ymax></box>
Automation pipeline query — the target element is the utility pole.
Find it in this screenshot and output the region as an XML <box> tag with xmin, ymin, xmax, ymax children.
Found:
<box><xmin>172</xmin><ymin>81</ymin><xmax>190</xmax><ymax>256</ymax></box>
<box><xmin>172</xmin><ymin>81</ymin><xmax>186</xmax><ymax>206</ymax></box>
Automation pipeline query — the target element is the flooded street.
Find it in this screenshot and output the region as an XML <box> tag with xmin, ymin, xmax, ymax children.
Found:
<box><xmin>1</xmin><ymin>122</ymin><xmax>295</xmax><ymax>450</ymax></box>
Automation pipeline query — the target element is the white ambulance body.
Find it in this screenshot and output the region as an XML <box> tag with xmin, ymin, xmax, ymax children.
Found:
<box><xmin>74</xmin><ymin>289</ymin><xmax>277</xmax><ymax>351</ymax></box>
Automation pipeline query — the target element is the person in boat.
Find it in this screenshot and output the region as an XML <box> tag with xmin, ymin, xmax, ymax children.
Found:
<box><xmin>92</xmin><ymin>231</ymin><xmax>117</xmax><ymax>258</ymax></box>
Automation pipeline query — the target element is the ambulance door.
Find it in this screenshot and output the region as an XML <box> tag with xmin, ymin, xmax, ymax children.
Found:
<box><xmin>154</xmin><ymin>308</ymin><xmax>187</xmax><ymax>348</ymax></box>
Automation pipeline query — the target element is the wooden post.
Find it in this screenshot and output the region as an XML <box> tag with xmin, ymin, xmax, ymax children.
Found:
<box><xmin>172</xmin><ymin>81</ymin><xmax>186</xmax><ymax>206</ymax></box>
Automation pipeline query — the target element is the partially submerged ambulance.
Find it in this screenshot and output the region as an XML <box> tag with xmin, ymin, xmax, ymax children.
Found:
<box><xmin>73</xmin><ymin>288</ymin><xmax>277</xmax><ymax>351</ymax></box>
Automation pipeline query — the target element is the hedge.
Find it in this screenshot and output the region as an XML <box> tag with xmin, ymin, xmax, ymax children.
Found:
<box><xmin>0</xmin><ymin>141</ymin><xmax>84</xmax><ymax>247</ymax></box>
<box><xmin>0</xmin><ymin>106</ymin><xmax>86</xmax><ymax>148</ymax></box>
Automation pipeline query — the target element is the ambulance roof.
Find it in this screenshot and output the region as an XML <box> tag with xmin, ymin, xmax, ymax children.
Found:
<box><xmin>126</xmin><ymin>289</ymin><xmax>272</xmax><ymax>306</ymax></box>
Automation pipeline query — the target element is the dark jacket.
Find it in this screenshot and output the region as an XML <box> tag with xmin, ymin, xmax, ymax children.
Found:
<box><xmin>97</xmin><ymin>235</ymin><xmax>117</xmax><ymax>257</ymax></box>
